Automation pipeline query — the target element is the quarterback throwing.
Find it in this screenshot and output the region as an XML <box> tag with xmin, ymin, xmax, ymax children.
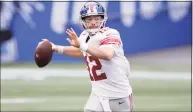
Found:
<box><xmin>41</xmin><ymin>1</ymin><xmax>134</xmax><ymax>112</ymax></box>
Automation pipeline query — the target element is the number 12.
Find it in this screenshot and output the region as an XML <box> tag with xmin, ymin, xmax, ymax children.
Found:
<box><xmin>84</xmin><ymin>55</ymin><xmax>107</xmax><ymax>81</ymax></box>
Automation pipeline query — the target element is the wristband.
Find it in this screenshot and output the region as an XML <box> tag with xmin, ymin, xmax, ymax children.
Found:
<box><xmin>56</xmin><ymin>46</ymin><xmax>64</xmax><ymax>54</ymax></box>
<box><xmin>80</xmin><ymin>42</ymin><xmax>88</xmax><ymax>52</ymax></box>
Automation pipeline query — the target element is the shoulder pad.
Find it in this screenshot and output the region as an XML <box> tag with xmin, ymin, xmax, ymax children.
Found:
<box><xmin>105</xmin><ymin>28</ymin><xmax>120</xmax><ymax>37</ymax></box>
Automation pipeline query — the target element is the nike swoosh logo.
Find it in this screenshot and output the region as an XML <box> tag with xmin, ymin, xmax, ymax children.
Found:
<box><xmin>119</xmin><ymin>101</ymin><xmax>126</xmax><ymax>105</ymax></box>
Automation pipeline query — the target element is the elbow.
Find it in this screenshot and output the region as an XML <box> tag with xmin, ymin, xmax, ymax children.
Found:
<box><xmin>103</xmin><ymin>51</ymin><xmax>114</xmax><ymax>61</ymax></box>
<box><xmin>104</xmin><ymin>54</ymin><xmax>113</xmax><ymax>61</ymax></box>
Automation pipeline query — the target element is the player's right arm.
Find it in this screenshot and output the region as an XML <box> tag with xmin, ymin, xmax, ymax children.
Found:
<box><xmin>52</xmin><ymin>45</ymin><xmax>83</xmax><ymax>58</ymax></box>
<box><xmin>41</xmin><ymin>29</ymin><xmax>86</xmax><ymax>58</ymax></box>
<box><xmin>40</xmin><ymin>39</ymin><xmax>83</xmax><ymax>58</ymax></box>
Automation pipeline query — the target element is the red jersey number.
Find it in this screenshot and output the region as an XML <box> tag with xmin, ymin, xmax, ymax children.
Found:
<box><xmin>85</xmin><ymin>55</ymin><xmax>107</xmax><ymax>81</ymax></box>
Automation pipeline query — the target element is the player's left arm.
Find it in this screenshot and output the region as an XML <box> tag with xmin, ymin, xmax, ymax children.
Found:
<box><xmin>86</xmin><ymin>30</ymin><xmax>121</xmax><ymax>61</ymax></box>
<box><xmin>86</xmin><ymin>46</ymin><xmax>115</xmax><ymax>61</ymax></box>
<box><xmin>66</xmin><ymin>28</ymin><xmax>121</xmax><ymax>61</ymax></box>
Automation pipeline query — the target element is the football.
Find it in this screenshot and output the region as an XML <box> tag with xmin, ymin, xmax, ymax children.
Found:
<box><xmin>34</xmin><ymin>40</ymin><xmax>53</xmax><ymax>67</ymax></box>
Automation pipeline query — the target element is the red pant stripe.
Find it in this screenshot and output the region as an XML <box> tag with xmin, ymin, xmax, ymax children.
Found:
<box><xmin>129</xmin><ymin>94</ymin><xmax>134</xmax><ymax>112</ymax></box>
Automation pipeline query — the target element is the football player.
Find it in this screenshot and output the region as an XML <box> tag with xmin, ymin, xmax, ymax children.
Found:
<box><xmin>42</xmin><ymin>1</ymin><xmax>134</xmax><ymax>112</ymax></box>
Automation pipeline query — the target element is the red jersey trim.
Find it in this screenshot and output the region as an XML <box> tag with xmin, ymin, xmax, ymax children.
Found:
<box><xmin>100</xmin><ymin>37</ymin><xmax>121</xmax><ymax>46</ymax></box>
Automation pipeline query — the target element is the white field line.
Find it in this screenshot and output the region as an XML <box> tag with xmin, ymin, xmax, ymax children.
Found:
<box><xmin>1</xmin><ymin>68</ymin><xmax>191</xmax><ymax>80</ymax></box>
<box><xmin>1</xmin><ymin>98</ymin><xmax>46</xmax><ymax>104</ymax></box>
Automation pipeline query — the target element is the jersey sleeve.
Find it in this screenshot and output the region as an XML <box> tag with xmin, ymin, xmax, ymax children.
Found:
<box><xmin>99</xmin><ymin>29</ymin><xmax>123</xmax><ymax>54</ymax></box>
<box><xmin>99</xmin><ymin>29</ymin><xmax>122</xmax><ymax>46</ymax></box>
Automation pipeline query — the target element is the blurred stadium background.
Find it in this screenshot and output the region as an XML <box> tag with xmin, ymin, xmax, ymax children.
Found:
<box><xmin>1</xmin><ymin>1</ymin><xmax>192</xmax><ymax>111</ymax></box>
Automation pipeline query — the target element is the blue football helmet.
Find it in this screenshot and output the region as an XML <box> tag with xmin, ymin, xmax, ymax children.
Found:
<box><xmin>80</xmin><ymin>1</ymin><xmax>108</xmax><ymax>35</ymax></box>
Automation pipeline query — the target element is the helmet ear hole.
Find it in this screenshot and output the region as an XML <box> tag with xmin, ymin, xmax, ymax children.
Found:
<box><xmin>82</xmin><ymin>17</ymin><xmax>86</xmax><ymax>21</ymax></box>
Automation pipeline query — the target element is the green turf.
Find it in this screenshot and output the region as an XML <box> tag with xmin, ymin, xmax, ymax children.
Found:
<box><xmin>1</xmin><ymin>62</ymin><xmax>191</xmax><ymax>72</ymax></box>
<box><xmin>1</xmin><ymin>77</ymin><xmax>191</xmax><ymax>111</ymax></box>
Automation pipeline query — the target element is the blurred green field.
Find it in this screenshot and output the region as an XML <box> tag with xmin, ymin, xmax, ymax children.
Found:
<box><xmin>1</xmin><ymin>76</ymin><xmax>191</xmax><ymax>111</ymax></box>
<box><xmin>1</xmin><ymin>62</ymin><xmax>190</xmax><ymax>72</ymax></box>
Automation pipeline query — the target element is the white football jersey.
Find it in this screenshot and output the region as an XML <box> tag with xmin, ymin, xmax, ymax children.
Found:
<box><xmin>79</xmin><ymin>27</ymin><xmax>132</xmax><ymax>99</ymax></box>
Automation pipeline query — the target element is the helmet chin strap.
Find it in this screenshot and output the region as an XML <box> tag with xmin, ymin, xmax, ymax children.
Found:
<box><xmin>86</xmin><ymin>28</ymin><xmax>99</xmax><ymax>36</ymax></box>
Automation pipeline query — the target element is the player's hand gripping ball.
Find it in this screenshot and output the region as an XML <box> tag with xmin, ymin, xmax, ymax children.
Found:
<box><xmin>34</xmin><ymin>40</ymin><xmax>53</xmax><ymax>68</ymax></box>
